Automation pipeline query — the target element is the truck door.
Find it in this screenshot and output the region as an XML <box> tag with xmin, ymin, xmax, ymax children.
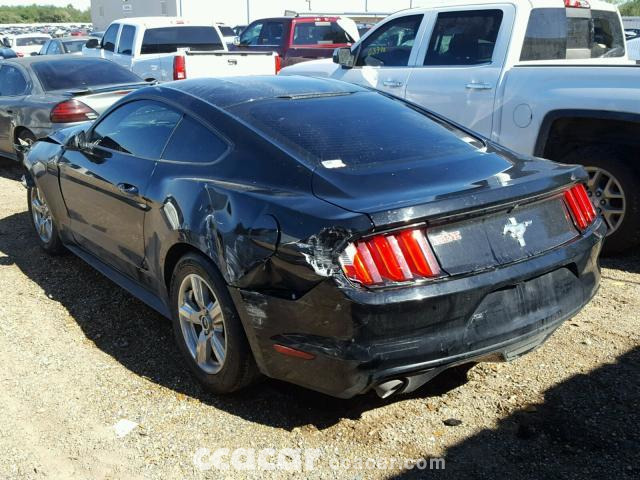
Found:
<box><xmin>112</xmin><ymin>24</ymin><xmax>136</xmax><ymax>71</ymax></box>
<box><xmin>404</xmin><ymin>6</ymin><xmax>514</xmax><ymax>138</ymax></box>
<box><xmin>100</xmin><ymin>23</ymin><xmax>121</xmax><ymax>62</ymax></box>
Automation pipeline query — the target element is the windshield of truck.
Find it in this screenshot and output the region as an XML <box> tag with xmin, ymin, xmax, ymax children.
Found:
<box><xmin>292</xmin><ymin>21</ymin><xmax>354</xmax><ymax>46</ymax></box>
<box><xmin>141</xmin><ymin>26</ymin><xmax>223</xmax><ymax>54</ymax></box>
<box><xmin>520</xmin><ymin>8</ymin><xmax>625</xmax><ymax>60</ymax></box>
<box><xmin>16</xmin><ymin>37</ymin><xmax>48</xmax><ymax>46</ymax></box>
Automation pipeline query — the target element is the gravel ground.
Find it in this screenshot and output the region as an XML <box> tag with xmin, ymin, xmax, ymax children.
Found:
<box><xmin>0</xmin><ymin>158</ymin><xmax>638</xmax><ymax>479</ymax></box>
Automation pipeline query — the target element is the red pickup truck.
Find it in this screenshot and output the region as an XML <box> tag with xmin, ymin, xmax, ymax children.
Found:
<box><xmin>231</xmin><ymin>16</ymin><xmax>359</xmax><ymax>67</ymax></box>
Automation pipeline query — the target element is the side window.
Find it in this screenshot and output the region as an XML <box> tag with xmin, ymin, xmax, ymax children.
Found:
<box><xmin>258</xmin><ymin>21</ymin><xmax>285</xmax><ymax>46</ymax></box>
<box><xmin>89</xmin><ymin>100</ymin><xmax>181</xmax><ymax>158</ymax></box>
<box><xmin>0</xmin><ymin>66</ymin><xmax>28</xmax><ymax>96</ymax></box>
<box><xmin>40</xmin><ymin>40</ymin><xmax>49</xmax><ymax>55</ymax></box>
<box><xmin>118</xmin><ymin>25</ymin><xmax>136</xmax><ymax>55</ymax></box>
<box><xmin>239</xmin><ymin>22</ymin><xmax>264</xmax><ymax>46</ymax></box>
<box><xmin>48</xmin><ymin>42</ymin><xmax>61</xmax><ymax>55</ymax></box>
<box><xmin>162</xmin><ymin>115</ymin><xmax>229</xmax><ymax>163</ymax></box>
<box><xmin>424</xmin><ymin>10</ymin><xmax>503</xmax><ymax>66</ymax></box>
<box><xmin>356</xmin><ymin>15</ymin><xmax>423</xmax><ymax>67</ymax></box>
<box><xmin>102</xmin><ymin>23</ymin><xmax>120</xmax><ymax>52</ymax></box>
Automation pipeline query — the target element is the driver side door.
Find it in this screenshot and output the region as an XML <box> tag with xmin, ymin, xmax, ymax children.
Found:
<box><xmin>58</xmin><ymin>99</ymin><xmax>182</xmax><ymax>279</ymax></box>
<box><xmin>336</xmin><ymin>14</ymin><xmax>427</xmax><ymax>97</ymax></box>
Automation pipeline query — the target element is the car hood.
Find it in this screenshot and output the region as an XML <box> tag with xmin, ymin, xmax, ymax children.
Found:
<box><xmin>279</xmin><ymin>58</ymin><xmax>340</xmax><ymax>78</ymax></box>
<box><xmin>312</xmin><ymin>145</ymin><xmax>585</xmax><ymax>227</ymax></box>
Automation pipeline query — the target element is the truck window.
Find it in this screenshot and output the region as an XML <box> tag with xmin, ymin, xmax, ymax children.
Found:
<box><xmin>140</xmin><ymin>26</ymin><xmax>223</xmax><ymax>54</ymax></box>
<box><xmin>424</xmin><ymin>10</ymin><xmax>503</xmax><ymax>66</ymax></box>
<box><xmin>102</xmin><ymin>23</ymin><xmax>119</xmax><ymax>52</ymax></box>
<box><xmin>118</xmin><ymin>25</ymin><xmax>135</xmax><ymax>55</ymax></box>
<box><xmin>356</xmin><ymin>15</ymin><xmax>423</xmax><ymax>67</ymax></box>
<box><xmin>292</xmin><ymin>21</ymin><xmax>353</xmax><ymax>46</ymax></box>
<box><xmin>16</xmin><ymin>37</ymin><xmax>48</xmax><ymax>47</ymax></box>
<box><xmin>239</xmin><ymin>22</ymin><xmax>264</xmax><ymax>46</ymax></box>
<box><xmin>257</xmin><ymin>22</ymin><xmax>285</xmax><ymax>46</ymax></box>
<box><xmin>520</xmin><ymin>8</ymin><xmax>624</xmax><ymax>61</ymax></box>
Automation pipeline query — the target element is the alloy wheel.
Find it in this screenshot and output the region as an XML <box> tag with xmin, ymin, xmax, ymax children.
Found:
<box><xmin>584</xmin><ymin>166</ymin><xmax>626</xmax><ymax>235</ymax></box>
<box><xmin>177</xmin><ymin>274</ymin><xmax>227</xmax><ymax>374</ymax></box>
<box><xmin>30</xmin><ymin>187</ymin><xmax>53</xmax><ymax>243</ymax></box>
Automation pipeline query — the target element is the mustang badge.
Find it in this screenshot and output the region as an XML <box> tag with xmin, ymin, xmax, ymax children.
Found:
<box><xmin>503</xmin><ymin>217</ymin><xmax>532</xmax><ymax>247</ymax></box>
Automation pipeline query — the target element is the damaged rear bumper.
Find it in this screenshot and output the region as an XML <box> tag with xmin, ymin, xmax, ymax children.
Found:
<box><xmin>230</xmin><ymin>220</ymin><xmax>606</xmax><ymax>399</ymax></box>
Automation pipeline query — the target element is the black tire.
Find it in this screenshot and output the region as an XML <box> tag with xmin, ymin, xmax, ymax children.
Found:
<box><xmin>16</xmin><ymin>129</ymin><xmax>36</xmax><ymax>163</ymax></box>
<box><xmin>169</xmin><ymin>252</ymin><xmax>260</xmax><ymax>394</ymax></box>
<box><xmin>27</xmin><ymin>185</ymin><xmax>65</xmax><ymax>255</ymax></box>
<box><xmin>562</xmin><ymin>145</ymin><xmax>640</xmax><ymax>254</ymax></box>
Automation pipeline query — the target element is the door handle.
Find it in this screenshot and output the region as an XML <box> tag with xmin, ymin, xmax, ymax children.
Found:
<box><xmin>117</xmin><ymin>183</ymin><xmax>139</xmax><ymax>196</ymax></box>
<box><xmin>465</xmin><ymin>82</ymin><xmax>493</xmax><ymax>90</ymax></box>
<box><xmin>383</xmin><ymin>80</ymin><xmax>404</xmax><ymax>88</ymax></box>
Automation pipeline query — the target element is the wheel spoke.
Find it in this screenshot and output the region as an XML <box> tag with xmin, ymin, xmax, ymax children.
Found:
<box><xmin>196</xmin><ymin>330</ymin><xmax>212</xmax><ymax>366</ymax></box>
<box><xmin>191</xmin><ymin>276</ymin><xmax>207</xmax><ymax>309</ymax></box>
<box><xmin>179</xmin><ymin>301</ymin><xmax>201</xmax><ymax>325</ymax></box>
<box><xmin>211</xmin><ymin>331</ymin><xmax>225</xmax><ymax>364</ymax></box>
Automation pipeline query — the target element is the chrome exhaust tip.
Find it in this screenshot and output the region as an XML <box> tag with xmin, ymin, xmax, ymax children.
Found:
<box><xmin>374</xmin><ymin>379</ymin><xmax>405</xmax><ymax>399</ymax></box>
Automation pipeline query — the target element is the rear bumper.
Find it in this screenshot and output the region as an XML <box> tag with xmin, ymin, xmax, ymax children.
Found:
<box><xmin>231</xmin><ymin>220</ymin><xmax>605</xmax><ymax>398</ymax></box>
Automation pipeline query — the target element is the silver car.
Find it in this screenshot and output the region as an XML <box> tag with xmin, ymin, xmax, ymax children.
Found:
<box><xmin>0</xmin><ymin>56</ymin><xmax>149</xmax><ymax>161</ymax></box>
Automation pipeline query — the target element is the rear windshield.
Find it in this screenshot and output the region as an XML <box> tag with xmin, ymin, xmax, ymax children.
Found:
<box><xmin>63</xmin><ymin>40</ymin><xmax>86</xmax><ymax>53</ymax></box>
<box><xmin>230</xmin><ymin>91</ymin><xmax>482</xmax><ymax>167</ymax></box>
<box><xmin>32</xmin><ymin>59</ymin><xmax>142</xmax><ymax>91</ymax></box>
<box><xmin>521</xmin><ymin>8</ymin><xmax>625</xmax><ymax>60</ymax></box>
<box><xmin>141</xmin><ymin>26</ymin><xmax>223</xmax><ymax>54</ymax></box>
<box><xmin>16</xmin><ymin>37</ymin><xmax>48</xmax><ymax>46</ymax></box>
<box><xmin>292</xmin><ymin>21</ymin><xmax>354</xmax><ymax>45</ymax></box>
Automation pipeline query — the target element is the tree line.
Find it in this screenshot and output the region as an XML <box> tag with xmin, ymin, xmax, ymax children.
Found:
<box><xmin>0</xmin><ymin>4</ymin><xmax>91</xmax><ymax>24</ymax></box>
<box><xmin>620</xmin><ymin>0</ymin><xmax>640</xmax><ymax>16</ymax></box>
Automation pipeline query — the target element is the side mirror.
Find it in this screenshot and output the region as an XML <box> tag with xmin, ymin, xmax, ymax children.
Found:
<box><xmin>233</xmin><ymin>36</ymin><xmax>241</xmax><ymax>46</ymax></box>
<box><xmin>67</xmin><ymin>130</ymin><xmax>90</xmax><ymax>152</ymax></box>
<box><xmin>30</xmin><ymin>52</ymin><xmax>39</xmax><ymax>56</ymax></box>
<box><xmin>333</xmin><ymin>47</ymin><xmax>356</xmax><ymax>68</ymax></box>
<box><xmin>85</xmin><ymin>38</ymin><xmax>99</xmax><ymax>49</ymax></box>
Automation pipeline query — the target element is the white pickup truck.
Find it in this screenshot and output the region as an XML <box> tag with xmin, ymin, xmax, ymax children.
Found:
<box><xmin>83</xmin><ymin>17</ymin><xmax>281</xmax><ymax>81</ymax></box>
<box><xmin>281</xmin><ymin>0</ymin><xmax>640</xmax><ymax>253</ymax></box>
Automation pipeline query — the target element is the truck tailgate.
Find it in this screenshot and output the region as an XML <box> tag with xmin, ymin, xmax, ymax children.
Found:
<box><xmin>184</xmin><ymin>51</ymin><xmax>278</xmax><ymax>78</ymax></box>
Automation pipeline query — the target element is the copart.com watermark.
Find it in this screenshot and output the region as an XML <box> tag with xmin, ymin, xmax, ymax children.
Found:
<box><xmin>193</xmin><ymin>447</ymin><xmax>445</xmax><ymax>472</ymax></box>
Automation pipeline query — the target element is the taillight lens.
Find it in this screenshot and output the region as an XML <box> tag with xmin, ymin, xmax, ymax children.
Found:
<box><xmin>275</xmin><ymin>54</ymin><xmax>282</xmax><ymax>74</ymax></box>
<box><xmin>50</xmin><ymin>99</ymin><xmax>98</xmax><ymax>123</ymax></box>
<box><xmin>564</xmin><ymin>184</ymin><xmax>597</xmax><ymax>231</ymax></box>
<box><xmin>565</xmin><ymin>0</ymin><xmax>590</xmax><ymax>8</ymax></box>
<box><xmin>173</xmin><ymin>55</ymin><xmax>186</xmax><ymax>80</ymax></box>
<box><xmin>339</xmin><ymin>227</ymin><xmax>442</xmax><ymax>287</ymax></box>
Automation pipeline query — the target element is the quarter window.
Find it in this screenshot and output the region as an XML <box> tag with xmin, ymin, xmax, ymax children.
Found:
<box><xmin>0</xmin><ymin>66</ymin><xmax>28</xmax><ymax>96</ymax></box>
<box><xmin>118</xmin><ymin>25</ymin><xmax>136</xmax><ymax>55</ymax></box>
<box><xmin>356</xmin><ymin>15</ymin><xmax>423</xmax><ymax>67</ymax></box>
<box><xmin>162</xmin><ymin>116</ymin><xmax>228</xmax><ymax>163</ymax></box>
<box><xmin>90</xmin><ymin>100</ymin><xmax>181</xmax><ymax>158</ymax></box>
<box><xmin>424</xmin><ymin>10</ymin><xmax>503</xmax><ymax>66</ymax></box>
<box><xmin>101</xmin><ymin>23</ymin><xmax>119</xmax><ymax>52</ymax></box>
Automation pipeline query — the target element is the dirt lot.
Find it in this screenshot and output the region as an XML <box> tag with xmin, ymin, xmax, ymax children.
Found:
<box><xmin>0</xmin><ymin>158</ymin><xmax>638</xmax><ymax>480</ymax></box>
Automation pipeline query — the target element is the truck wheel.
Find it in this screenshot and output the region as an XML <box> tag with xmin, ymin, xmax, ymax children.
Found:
<box><xmin>563</xmin><ymin>146</ymin><xmax>640</xmax><ymax>254</ymax></box>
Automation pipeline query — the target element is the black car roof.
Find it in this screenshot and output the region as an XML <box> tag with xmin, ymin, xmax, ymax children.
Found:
<box><xmin>163</xmin><ymin>75</ymin><xmax>367</xmax><ymax>110</ymax></box>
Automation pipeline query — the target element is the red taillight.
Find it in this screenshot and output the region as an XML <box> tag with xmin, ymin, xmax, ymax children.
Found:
<box><xmin>565</xmin><ymin>0</ymin><xmax>590</xmax><ymax>8</ymax></box>
<box><xmin>339</xmin><ymin>227</ymin><xmax>442</xmax><ymax>287</ymax></box>
<box><xmin>275</xmin><ymin>54</ymin><xmax>282</xmax><ymax>74</ymax></box>
<box><xmin>173</xmin><ymin>55</ymin><xmax>186</xmax><ymax>80</ymax></box>
<box><xmin>564</xmin><ymin>184</ymin><xmax>597</xmax><ymax>231</ymax></box>
<box><xmin>50</xmin><ymin>99</ymin><xmax>98</xmax><ymax>123</ymax></box>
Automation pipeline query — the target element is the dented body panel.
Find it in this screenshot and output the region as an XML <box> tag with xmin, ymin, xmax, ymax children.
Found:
<box><xmin>23</xmin><ymin>75</ymin><xmax>605</xmax><ymax>398</ymax></box>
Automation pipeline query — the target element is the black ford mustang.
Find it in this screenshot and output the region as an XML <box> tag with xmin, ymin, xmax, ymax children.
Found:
<box><xmin>22</xmin><ymin>76</ymin><xmax>605</xmax><ymax>398</ymax></box>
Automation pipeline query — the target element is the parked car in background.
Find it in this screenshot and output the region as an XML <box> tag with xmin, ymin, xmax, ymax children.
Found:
<box><xmin>281</xmin><ymin>0</ymin><xmax>640</xmax><ymax>253</ymax></box>
<box><xmin>22</xmin><ymin>75</ymin><xmax>604</xmax><ymax>399</ymax></box>
<box><xmin>38</xmin><ymin>37</ymin><xmax>89</xmax><ymax>56</ymax></box>
<box><xmin>0</xmin><ymin>47</ymin><xmax>17</xmax><ymax>59</ymax></box>
<box><xmin>217</xmin><ymin>24</ymin><xmax>237</xmax><ymax>44</ymax></box>
<box><xmin>3</xmin><ymin>33</ymin><xmax>51</xmax><ymax>57</ymax></box>
<box><xmin>83</xmin><ymin>17</ymin><xmax>282</xmax><ymax>81</ymax></box>
<box><xmin>233</xmin><ymin>25</ymin><xmax>247</xmax><ymax>36</ymax></box>
<box><xmin>0</xmin><ymin>56</ymin><xmax>148</xmax><ymax>161</ymax></box>
<box><xmin>628</xmin><ymin>36</ymin><xmax>640</xmax><ymax>60</ymax></box>
<box><xmin>625</xmin><ymin>28</ymin><xmax>640</xmax><ymax>40</ymax></box>
<box><xmin>88</xmin><ymin>30</ymin><xmax>105</xmax><ymax>41</ymax></box>
<box><xmin>231</xmin><ymin>15</ymin><xmax>359</xmax><ymax>67</ymax></box>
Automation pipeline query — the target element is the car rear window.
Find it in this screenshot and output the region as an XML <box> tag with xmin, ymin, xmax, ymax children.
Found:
<box><xmin>230</xmin><ymin>91</ymin><xmax>482</xmax><ymax>167</ymax></box>
<box><xmin>32</xmin><ymin>59</ymin><xmax>142</xmax><ymax>91</ymax></box>
<box><xmin>292</xmin><ymin>21</ymin><xmax>354</xmax><ymax>45</ymax></box>
<box><xmin>218</xmin><ymin>26</ymin><xmax>235</xmax><ymax>37</ymax></box>
<box><xmin>521</xmin><ymin>8</ymin><xmax>625</xmax><ymax>60</ymax></box>
<box><xmin>140</xmin><ymin>26</ymin><xmax>223</xmax><ymax>54</ymax></box>
<box><xmin>63</xmin><ymin>40</ymin><xmax>86</xmax><ymax>53</ymax></box>
<box><xmin>16</xmin><ymin>37</ymin><xmax>48</xmax><ymax>46</ymax></box>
